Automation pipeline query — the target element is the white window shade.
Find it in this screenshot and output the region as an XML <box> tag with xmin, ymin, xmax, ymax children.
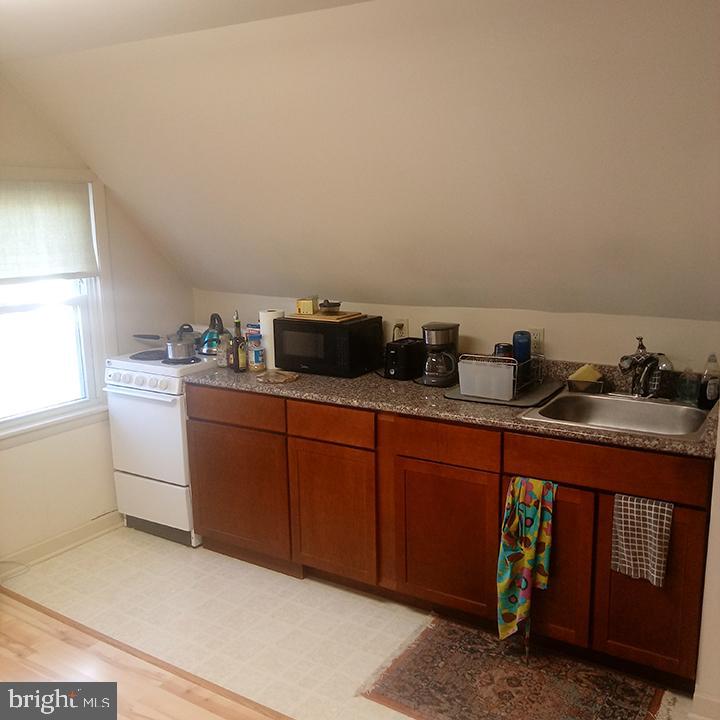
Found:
<box><xmin>0</xmin><ymin>180</ymin><xmax>98</xmax><ymax>282</ymax></box>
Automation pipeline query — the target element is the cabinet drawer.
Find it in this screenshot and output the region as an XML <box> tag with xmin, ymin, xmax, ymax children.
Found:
<box><xmin>115</xmin><ymin>471</ymin><xmax>192</xmax><ymax>531</ymax></box>
<box><xmin>186</xmin><ymin>385</ymin><xmax>285</xmax><ymax>433</ymax></box>
<box><xmin>380</xmin><ymin>414</ymin><xmax>500</xmax><ymax>472</ymax></box>
<box><xmin>287</xmin><ymin>399</ymin><xmax>375</xmax><ymax>449</ymax></box>
<box><xmin>504</xmin><ymin>433</ymin><xmax>712</xmax><ymax>508</ymax></box>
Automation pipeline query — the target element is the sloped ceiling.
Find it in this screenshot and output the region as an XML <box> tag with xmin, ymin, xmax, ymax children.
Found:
<box><xmin>0</xmin><ymin>0</ymin><xmax>372</xmax><ymax>59</ymax></box>
<box><xmin>2</xmin><ymin>0</ymin><xmax>719</xmax><ymax>319</ymax></box>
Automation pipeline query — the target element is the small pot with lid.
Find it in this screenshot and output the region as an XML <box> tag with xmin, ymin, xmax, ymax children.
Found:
<box><xmin>166</xmin><ymin>323</ymin><xmax>199</xmax><ymax>360</ymax></box>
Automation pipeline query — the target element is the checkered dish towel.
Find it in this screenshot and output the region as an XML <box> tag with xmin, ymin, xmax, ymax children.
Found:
<box><xmin>611</xmin><ymin>494</ymin><xmax>674</xmax><ymax>588</ymax></box>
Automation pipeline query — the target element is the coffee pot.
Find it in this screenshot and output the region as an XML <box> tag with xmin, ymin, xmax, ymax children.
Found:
<box><xmin>418</xmin><ymin>322</ymin><xmax>460</xmax><ymax>387</ymax></box>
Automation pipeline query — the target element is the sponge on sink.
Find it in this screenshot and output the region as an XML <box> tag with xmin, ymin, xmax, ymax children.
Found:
<box><xmin>568</xmin><ymin>364</ymin><xmax>603</xmax><ymax>382</ymax></box>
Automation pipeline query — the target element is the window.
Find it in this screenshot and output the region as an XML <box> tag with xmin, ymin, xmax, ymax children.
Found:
<box><xmin>0</xmin><ymin>179</ymin><xmax>104</xmax><ymax>431</ymax></box>
<box><xmin>0</xmin><ymin>278</ymin><xmax>100</xmax><ymax>423</ymax></box>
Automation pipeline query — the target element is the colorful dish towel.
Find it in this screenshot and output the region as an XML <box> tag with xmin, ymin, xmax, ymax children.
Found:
<box><xmin>497</xmin><ymin>476</ymin><xmax>557</xmax><ymax>643</ymax></box>
<box><xmin>611</xmin><ymin>494</ymin><xmax>674</xmax><ymax>588</ymax></box>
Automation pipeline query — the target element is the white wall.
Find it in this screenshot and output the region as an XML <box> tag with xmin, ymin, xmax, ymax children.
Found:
<box><xmin>0</xmin><ymin>420</ymin><xmax>117</xmax><ymax>557</ymax></box>
<box><xmin>0</xmin><ymin>73</ymin><xmax>86</xmax><ymax>169</ymax></box>
<box><xmin>106</xmin><ymin>190</ymin><xmax>193</xmax><ymax>354</ymax></box>
<box><xmin>0</xmin><ymin>0</ymin><xmax>371</xmax><ymax>60</ymax></box>
<box><xmin>0</xmin><ymin>73</ymin><xmax>192</xmax><ymax>557</ymax></box>
<box><xmin>3</xmin><ymin>0</ymin><xmax>719</xmax><ymax>322</ymax></box>
<box><xmin>689</xmin><ymin>430</ymin><xmax>720</xmax><ymax>720</ymax></box>
<box><xmin>195</xmin><ymin>289</ymin><xmax>720</xmax><ymax>371</ymax></box>
<box><xmin>0</xmin><ymin>73</ymin><xmax>194</xmax><ymax>351</ymax></box>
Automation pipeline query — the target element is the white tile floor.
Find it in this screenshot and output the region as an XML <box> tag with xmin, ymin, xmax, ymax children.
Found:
<box><xmin>3</xmin><ymin>527</ymin><xmax>693</xmax><ymax>720</ymax></box>
<box><xmin>3</xmin><ymin>528</ymin><xmax>429</xmax><ymax>719</ymax></box>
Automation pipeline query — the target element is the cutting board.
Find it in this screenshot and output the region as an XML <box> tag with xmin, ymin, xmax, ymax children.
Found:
<box><xmin>285</xmin><ymin>312</ymin><xmax>366</xmax><ymax>323</ymax></box>
<box><xmin>444</xmin><ymin>379</ymin><xmax>564</xmax><ymax>408</ymax></box>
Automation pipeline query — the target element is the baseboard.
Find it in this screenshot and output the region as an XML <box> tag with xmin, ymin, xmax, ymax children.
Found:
<box><xmin>0</xmin><ymin>511</ymin><xmax>123</xmax><ymax>568</ymax></box>
<box><xmin>688</xmin><ymin>691</ymin><xmax>720</xmax><ymax>720</ymax></box>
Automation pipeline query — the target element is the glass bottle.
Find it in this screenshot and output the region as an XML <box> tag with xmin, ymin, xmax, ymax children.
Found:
<box><xmin>676</xmin><ymin>368</ymin><xmax>700</xmax><ymax>406</ymax></box>
<box><xmin>226</xmin><ymin>331</ymin><xmax>235</xmax><ymax>369</ymax></box>
<box><xmin>232</xmin><ymin>310</ymin><xmax>247</xmax><ymax>373</ymax></box>
<box><xmin>699</xmin><ymin>353</ymin><xmax>720</xmax><ymax>410</ymax></box>
<box><xmin>216</xmin><ymin>333</ymin><xmax>229</xmax><ymax>368</ymax></box>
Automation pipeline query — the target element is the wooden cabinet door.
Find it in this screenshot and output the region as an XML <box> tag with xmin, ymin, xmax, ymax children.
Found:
<box><xmin>188</xmin><ymin>420</ymin><xmax>291</xmax><ymax>560</ymax></box>
<box><xmin>501</xmin><ymin>476</ymin><xmax>595</xmax><ymax>647</ymax></box>
<box><xmin>288</xmin><ymin>437</ymin><xmax>376</xmax><ymax>584</ymax></box>
<box><xmin>395</xmin><ymin>457</ymin><xmax>499</xmax><ymax>617</ymax></box>
<box><xmin>593</xmin><ymin>494</ymin><xmax>706</xmax><ymax>678</ymax></box>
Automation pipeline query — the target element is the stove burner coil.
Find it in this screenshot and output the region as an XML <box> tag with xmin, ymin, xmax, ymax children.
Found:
<box><xmin>129</xmin><ymin>350</ymin><xmax>167</xmax><ymax>361</ymax></box>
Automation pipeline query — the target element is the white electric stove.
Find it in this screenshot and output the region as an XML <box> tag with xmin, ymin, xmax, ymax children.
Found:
<box><xmin>104</xmin><ymin>349</ymin><xmax>217</xmax><ymax>546</ymax></box>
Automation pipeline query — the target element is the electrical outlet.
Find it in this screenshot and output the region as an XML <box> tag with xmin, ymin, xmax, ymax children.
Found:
<box><xmin>392</xmin><ymin>318</ymin><xmax>410</xmax><ymax>340</ymax></box>
<box><xmin>529</xmin><ymin>328</ymin><xmax>545</xmax><ymax>354</ymax></box>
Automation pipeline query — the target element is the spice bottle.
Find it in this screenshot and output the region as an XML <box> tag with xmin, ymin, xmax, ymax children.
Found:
<box><xmin>247</xmin><ymin>332</ymin><xmax>266</xmax><ymax>372</ymax></box>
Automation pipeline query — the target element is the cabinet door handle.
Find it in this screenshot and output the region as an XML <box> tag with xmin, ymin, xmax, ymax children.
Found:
<box><xmin>103</xmin><ymin>386</ymin><xmax>178</xmax><ymax>404</ymax></box>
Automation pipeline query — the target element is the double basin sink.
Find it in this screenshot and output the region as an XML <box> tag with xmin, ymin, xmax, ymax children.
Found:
<box><xmin>522</xmin><ymin>391</ymin><xmax>710</xmax><ymax>440</ymax></box>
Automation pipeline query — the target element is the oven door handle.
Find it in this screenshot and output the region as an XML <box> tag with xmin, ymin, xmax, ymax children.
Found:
<box><xmin>103</xmin><ymin>386</ymin><xmax>179</xmax><ymax>404</ymax></box>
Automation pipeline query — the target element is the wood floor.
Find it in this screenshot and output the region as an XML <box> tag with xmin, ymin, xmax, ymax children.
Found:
<box><xmin>0</xmin><ymin>589</ymin><xmax>289</xmax><ymax>720</ymax></box>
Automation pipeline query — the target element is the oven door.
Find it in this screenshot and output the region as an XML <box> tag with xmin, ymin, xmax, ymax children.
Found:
<box><xmin>105</xmin><ymin>385</ymin><xmax>189</xmax><ymax>486</ymax></box>
<box><xmin>275</xmin><ymin>321</ymin><xmax>344</xmax><ymax>375</ymax></box>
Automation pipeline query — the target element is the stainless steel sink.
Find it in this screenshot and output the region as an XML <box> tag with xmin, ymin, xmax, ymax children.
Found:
<box><xmin>522</xmin><ymin>391</ymin><xmax>710</xmax><ymax>439</ymax></box>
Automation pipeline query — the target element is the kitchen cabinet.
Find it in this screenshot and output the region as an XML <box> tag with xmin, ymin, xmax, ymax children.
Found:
<box><xmin>288</xmin><ymin>436</ymin><xmax>376</xmax><ymax>584</ymax></box>
<box><xmin>504</xmin><ymin>432</ymin><xmax>711</xmax><ymax>678</ymax></box>
<box><xmin>286</xmin><ymin>400</ymin><xmax>377</xmax><ymax>583</ymax></box>
<box><xmin>593</xmin><ymin>494</ymin><xmax>706</xmax><ymax>678</ymax></box>
<box><xmin>394</xmin><ymin>457</ymin><xmax>499</xmax><ymax>617</ymax></box>
<box><xmin>501</xmin><ymin>475</ymin><xmax>595</xmax><ymax>647</ymax></box>
<box><xmin>187</xmin><ymin>419</ymin><xmax>291</xmax><ymax>561</ymax></box>
<box><xmin>376</xmin><ymin>414</ymin><xmax>502</xmax><ymax>604</ymax></box>
<box><xmin>185</xmin><ymin>383</ymin><xmax>713</xmax><ymax>682</ymax></box>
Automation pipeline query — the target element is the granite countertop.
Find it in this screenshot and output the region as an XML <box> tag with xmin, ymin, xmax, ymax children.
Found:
<box><xmin>186</xmin><ymin>368</ymin><xmax>718</xmax><ymax>459</ymax></box>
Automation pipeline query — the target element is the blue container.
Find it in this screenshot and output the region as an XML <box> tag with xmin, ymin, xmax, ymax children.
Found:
<box><xmin>512</xmin><ymin>330</ymin><xmax>532</xmax><ymax>364</ymax></box>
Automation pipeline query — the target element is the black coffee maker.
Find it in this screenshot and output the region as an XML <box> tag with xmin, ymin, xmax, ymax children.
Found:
<box><xmin>418</xmin><ymin>322</ymin><xmax>460</xmax><ymax>387</ymax></box>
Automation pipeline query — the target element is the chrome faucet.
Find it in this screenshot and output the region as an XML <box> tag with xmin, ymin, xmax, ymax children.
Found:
<box><xmin>619</xmin><ymin>337</ymin><xmax>673</xmax><ymax>397</ymax></box>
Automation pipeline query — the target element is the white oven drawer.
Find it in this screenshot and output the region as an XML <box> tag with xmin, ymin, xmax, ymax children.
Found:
<box><xmin>114</xmin><ymin>471</ymin><xmax>193</xmax><ymax>531</ymax></box>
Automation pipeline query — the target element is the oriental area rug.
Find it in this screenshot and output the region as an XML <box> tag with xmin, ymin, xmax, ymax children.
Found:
<box><xmin>363</xmin><ymin>617</ymin><xmax>665</xmax><ymax>720</ymax></box>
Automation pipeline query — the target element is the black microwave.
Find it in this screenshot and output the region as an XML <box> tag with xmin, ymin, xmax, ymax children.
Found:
<box><xmin>274</xmin><ymin>316</ymin><xmax>384</xmax><ymax>378</ymax></box>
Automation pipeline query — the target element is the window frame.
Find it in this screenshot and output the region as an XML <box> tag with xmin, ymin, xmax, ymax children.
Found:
<box><xmin>0</xmin><ymin>167</ymin><xmax>118</xmax><ymax>445</ymax></box>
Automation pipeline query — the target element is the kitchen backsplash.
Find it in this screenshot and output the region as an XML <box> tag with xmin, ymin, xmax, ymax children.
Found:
<box><xmin>193</xmin><ymin>289</ymin><xmax>720</xmax><ymax>372</ymax></box>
